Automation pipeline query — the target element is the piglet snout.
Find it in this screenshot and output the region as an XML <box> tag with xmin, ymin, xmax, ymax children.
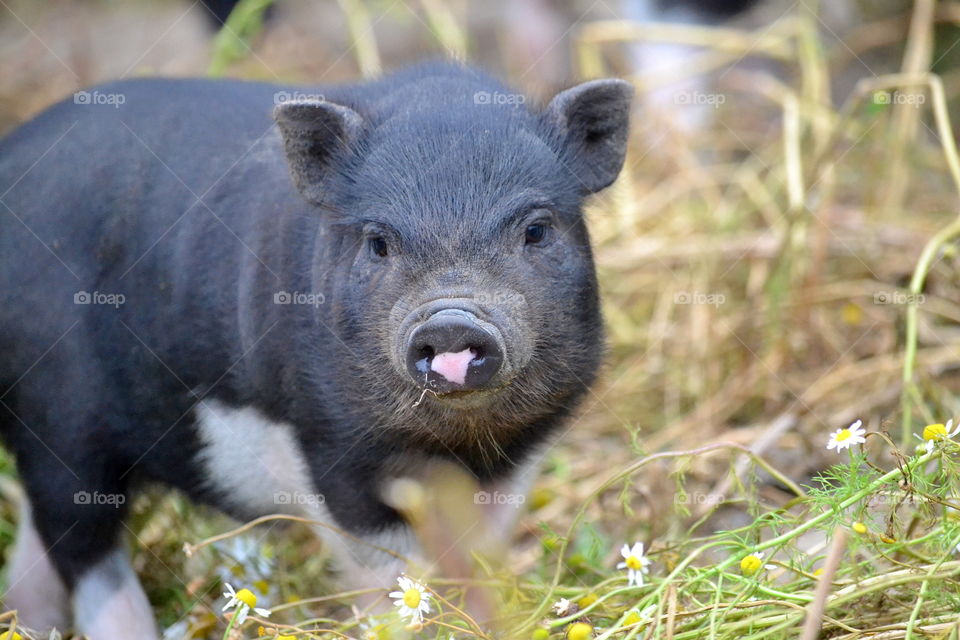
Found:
<box><xmin>405</xmin><ymin>309</ymin><xmax>503</xmax><ymax>393</ymax></box>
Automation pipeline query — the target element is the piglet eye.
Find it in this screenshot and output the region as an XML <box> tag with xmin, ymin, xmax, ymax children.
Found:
<box><xmin>524</xmin><ymin>223</ymin><xmax>548</xmax><ymax>245</ymax></box>
<box><xmin>369</xmin><ymin>236</ymin><xmax>389</xmax><ymax>257</ymax></box>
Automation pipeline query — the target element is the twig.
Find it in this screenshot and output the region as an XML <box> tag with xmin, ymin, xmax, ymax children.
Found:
<box><xmin>800</xmin><ymin>528</ymin><xmax>848</xmax><ymax>640</ymax></box>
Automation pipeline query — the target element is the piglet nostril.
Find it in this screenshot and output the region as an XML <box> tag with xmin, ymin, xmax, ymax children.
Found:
<box><xmin>413</xmin><ymin>345</ymin><xmax>436</xmax><ymax>374</ymax></box>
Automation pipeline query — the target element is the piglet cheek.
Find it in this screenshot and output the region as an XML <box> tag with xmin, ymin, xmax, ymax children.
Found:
<box><xmin>429</xmin><ymin>348</ymin><xmax>475</xmax><ymax>385</ymax></box>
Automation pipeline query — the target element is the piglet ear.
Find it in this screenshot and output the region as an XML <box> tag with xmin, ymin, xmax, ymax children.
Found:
<box><xmin>545</xmin><ymin>79</ymin><xmax>633</xmax><ymax>194</ymax></box>
<box><xmin>273</xmin><ymin>100</ymin><xmax>363</xmax><ymax>205</ymax></box>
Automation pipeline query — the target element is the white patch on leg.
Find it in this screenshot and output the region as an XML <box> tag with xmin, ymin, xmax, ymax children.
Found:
<box><xmin>194</xmin><ymin>400</ymin><xmax>317</xmax><ymax>517</ymax></box>
<box><xmin>194</xmin><ymin>400</ymin><xmax>419</xmax><ymax>593</ymax></box>
<box><xmin>3</xmin><ymin>500</ymin><xmax>70</xmax><ymax>633</ymax></box>
<box><xmin>72</xmin><ymin>549</ymin><xmax>159</xmax><ymax>640</ymax></box>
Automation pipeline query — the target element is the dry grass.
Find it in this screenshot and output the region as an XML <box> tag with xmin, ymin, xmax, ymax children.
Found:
<box><xmin>2</xmin><ymin>1</ymin><xmax>960</xmax><ymax>638</ymax></box>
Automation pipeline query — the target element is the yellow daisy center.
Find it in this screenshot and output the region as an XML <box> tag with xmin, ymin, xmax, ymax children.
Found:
<box><xmin>852</xmin><ymin>521</ymin><xmax>868</xmax><ymax>534</ymax></box>
<box><xmin>567</xmin><ymin>622</ymin><xmax>593</xmax><ymax>640</ymax></box>
<box><xmin>923</xmin><ymin>423</ymin><xmax>948</xmax><ymax>441</ymax></box>
<box><xmin>235</xmin><ymin>588</ymin><xmax>257</xmax><ymax>608</ymax></box>
<box><xmin>403</xmin><ymin>587</ymin><xmax>421</xmax><ymax>609</ymax></box>
<box><xmin>625</xmin><ymin>555</ymin><xmax>643</xmax><ymax>570</ymax></box>
<box><xmin>740</xmin><ymin>554</ymin><xmax>763</xmax><ymax>575</ymax></box>
<box><xmin>623</xmin><ymin>610</ymin><xmax>642</xmax><ymax>626</ymax></box>
<box><xmin>0</xmin><ymin>633</ymin><xmax>24</xmax><ymax>640</ymax></box>
<box><xmin>835</xmin><ymin>429</ymin><xmax>852</xmax><ymax>442</ymax></box>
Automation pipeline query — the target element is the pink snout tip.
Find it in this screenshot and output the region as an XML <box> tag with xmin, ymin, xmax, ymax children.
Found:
<box><xmin>429</xmin><ymin>348</ymin><xmax>475</xmax><ymax>385</ymax></box>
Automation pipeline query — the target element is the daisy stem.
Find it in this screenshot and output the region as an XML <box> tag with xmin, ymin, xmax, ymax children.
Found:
<box><xmin>708</xmin><ymin>571</ymin><xmax>724</xmax><ymax>639</ymax></box>
<box><xmin>221</xmin><ymin>612</ymin><xmax>237</xmax><ymax>640</ymax></box>
<box><xmin>904</xmin><ymin>531</ymin><xmax>960</xmax><ymax>640</ymax></box>
<box><xmin>725</xmin><ymin>579</ymin><xmax>813</xmax><ymax>603</ymax></box>
<box><xmin>547</xmin><ymin>585</ymin><xmax>641</xmax><ymax>628</ymax></box>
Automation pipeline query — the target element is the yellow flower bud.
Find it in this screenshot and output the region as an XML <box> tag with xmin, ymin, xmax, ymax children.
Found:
<box><xmin>577</xmin><ymin>593</ymin><xmax>598</xmax><ymax>609</ymax></box>
<box><xmin>623</xmin><ymin>610</ymin><xmax>642</xmax><ymax>626</ymax></box>
<box><xmin>740</xmin><ymin>554</ymin><xmax>763</xmax><ymax>576</ymax></box>
<box><xmin>567</xmin><ymin>622</ymin><xmax>593</xmax><ymax>640</ymax></box>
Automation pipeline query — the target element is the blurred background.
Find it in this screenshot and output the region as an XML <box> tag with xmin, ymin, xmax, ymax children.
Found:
<box><xmin>2</xmin><ymin>0</ymin><xmax>960</xmax><ymax>637</ymax></box>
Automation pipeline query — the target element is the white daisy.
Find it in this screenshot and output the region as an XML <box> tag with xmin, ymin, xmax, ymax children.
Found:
<box><xmin>915</xmin><ymin>419</ymin><xmax>959</xmax><ymax>453</ymax></box>
<box><xmin>221</xmin><ymin>583</ymin><xmax>271</xmax><ymax>624</ymax></box>
<box><xmin>826</xmin><ymin>420</ymin><xmax>866</xmax><ymax>452</ymax></box>
<box><xmin>388</xmin><ymin>575</ymin><xmax>431</xmax><ymax>624</ymax></box>
<box><xmin>219</xmin><ymin>535</ymin><xmax>272</xmax><ymax>578</ymax></box>
<box><xmin>739</xmin><ymin>551</ymin><xmax>775</xmax><ymax>576</ymax></box>
<box><xmin>616</xmin><ymin>541</ymin><xmax>652</xmax><ymax>587</ymax></box>
<box><xmin>358</xmin><ymin>616</ymin><xmax>390</xmax><ymax>640</ymax></box>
